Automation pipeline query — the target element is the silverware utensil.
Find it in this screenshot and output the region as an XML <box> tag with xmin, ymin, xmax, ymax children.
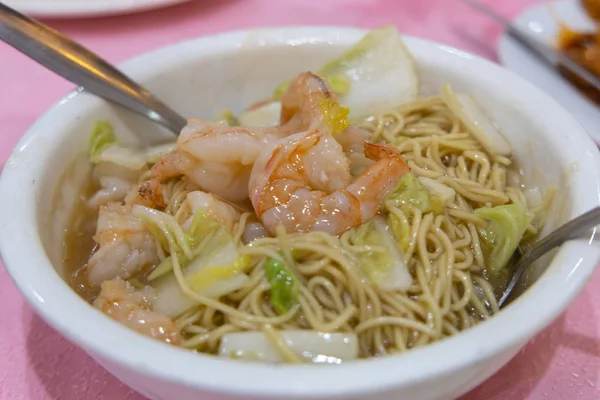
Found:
<box><xmin>462</xmin><ymin>0</ymin><xmax>600</xmax><ymax>95</ymax></box>
<box><xmin>0</xmin><ymin>2</ymin><xmax>187</xmax><ymax>135</ymax></box>
<box><xmin>499</xmin><ymin>206</ymin><xmax>600</xmax><ymax>308</ymax></box>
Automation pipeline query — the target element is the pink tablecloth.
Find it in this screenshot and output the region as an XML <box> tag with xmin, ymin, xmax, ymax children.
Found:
<box><xmin>1</xmin><ymin>0</ymin><xmax>599</xmax><ymax>399</ymax></box>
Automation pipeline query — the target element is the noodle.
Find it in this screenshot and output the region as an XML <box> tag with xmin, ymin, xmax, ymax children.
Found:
<box><xmin>161</xmin><ymin>92</ymin><xmax>548</xmax><ymax>357</ymax></box>
<box><xmin>69</xmin><ymin>89</ymin><xmax>555</xmax><ymax>361</ymax></box>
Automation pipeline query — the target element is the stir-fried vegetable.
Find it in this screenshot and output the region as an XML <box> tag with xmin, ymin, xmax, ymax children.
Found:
<box><xmin>153</xmin><ymin>239</ymin><xmax>251</xmax><ymax>317</ymax></box>
<box><xmin>385</xmin><ymin>173</ymin><xmax>431</xmax><ymax>213</ymax></box>
<box><xmin>146</xmin><ymin>207</ymin><xmax>224</xmax><ymax>281</ymax></box>
<box><xmin>385</xmin><ymin>173</ymin><xmax>455</xmax><ymax>215</ymax></box>
<box><xmin>271</xmin><ymin>26</ymin><xmax>418</xmax><ymax>121</ymax></box>
<box><xmin>89</xmin><ymin>121</ymin><xmax>117</xmax><ymax>162</ymax></box>
<box><xmin>319</xmin><ymin>98</ymin><xmax>350</xmax><ymax>134</ymax></box>
<box><xmin>442</xmin><ymin>84</ymin><xmax>512</xmax><ymax>156</ymax></box>
<box><xmin>145</xmin><ymin>142</ymin><xmax>176</xmax><ymax>164</ymax></box>
<box><xmin>388</xmin><ymin>213</ymin><xmax>412</xmax><ymax>253</ymax></box>
<box><xmin>91</xmin><ymin>146</ymin><xmax>149</xmax><ymax>171</ymax></box>
<box><xmin>265</xmin><ymin>257</ymin><xmax>299</xmax><ymax>315</ymax></box>
<box><xmin>132</xmin><ymin>205</ymin><xmax>194</xmax><ymax>259</ymax></box>
<box><xmin>132</xmin><ymin>204</ymin><xmax>251</xmax><ymax>317</ymax></box>
<box><xmin>219</xmin><ymin>330</ymin><xmax>359</xmax><ymax>364</ymax></box>
<box><xmin>214</xmin><ymin>108</ymin><xmax>239</xmax><ymax>126</ymax></box>
<box><xmin>352</xmin><ymin>216</ymin><xmax>412</xmax><ymax>291</ymax></box>
<box><xmin>238</xmin><ymin>102</ymin><xmax>282</xmax><ymax>127</ymax></box>
<box><xmin>88</xmin><ymin>120</ymin><xmax>175</xmax><ymax>170</ymax></box>
<box><xmin>318</xmin><ymin>25</ymin><xmax>418</xmax><ymax>120</ymax></box>
<box><xmin>187</xmin><ymin>254</ymin><xmax>251</xmax><ymax>293</ymax></box>
<box><xmin>418</xmin><ymin>177</ymin><xmax>456</xmax><ymax>210</ymax></box>
<box><xmin>474</xmin><ymin>202</ymin><xmax>533</xmax><ymax>272</ymax></box>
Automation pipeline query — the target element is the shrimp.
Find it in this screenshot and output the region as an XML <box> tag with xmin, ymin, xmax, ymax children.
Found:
<box><xmin>88</xmin><ymin>176</ymin><xmax>132</xmax><ymax>208</ymax></box>
<box><xmin>151</xmin><ymin>72</ymin><xmax>365</xmax><ymax>203</ymax></box>
<box><xmin>249</xmin><ymin>130</ymin><xmax>410</xmax><ymax>236</ymax></box>
<box><xmin>94</xmin><ymin>277</ymin><xmax>181</xmax><ymax>345</ymax></box>
<box><xmin>124</xmin><ymin>178</ymin><xmax>166</xmax><ymax>209</ymax></box>
<box><xmin>87</xmin><ymin>203</ymin><xmax>159</xmax><ymax>286</ymax></box>
<box><xmin>280</xmin><ymin>71</ymin><xmax>337</xmax><ymax>130</ymax></box>
<box><xmin>88</xmin><ymin>162</ymin><xmax>144</xmax><ymax>208</ymax></box>
<box><xmin>152</xmin><ymin>118</ymin><xmax>284</xmax><ymax>203</ymax></box>
<box><xmin>280</xmin><ymin>72</ymin><xmax>372</xmax><ymax>153</ymax></box>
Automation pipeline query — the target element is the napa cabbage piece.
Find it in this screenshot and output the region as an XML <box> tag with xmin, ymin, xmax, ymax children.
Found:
<box><xmin>352</xmin><ymin>216</ymin><xmax>411</xmax><ymax>291</ymax></box>
<box><xmin>132</xmin><ymin>204</ymin><xmax>250</xmax><ymax>317</ymax></box>
<box><xmin>319</xmin><ymin>98</ymin><xmax>350</xmax><ymax>134</ymax></box>
<box><xmin>264</xmin><ymin>257</ymin><xmax>299</xmax><ymax>315</ymax></box>
<box><xmin>153</xmin><ymin>239</ymin><xmax>251</xmax><ymax>318</ymax></box>
<box><xmin>214</xmin><ymin>108</ymin><xmax>239</xmax><ymax>126</ymax></box>
<box><xmin>385</xmin><ymin>173</ymin><xmax>455</xmax><ymax>215</ymax></box>
<box><xmin>418</xmin><ymin>177</ymin><xmax>456</xmax><ymax>210</ymax></box>
<box><xmin>89</xmin><ymin>121</ymin><xmax>116</xmax><ymax>161</ymax></box>
<box><xmin>441</xmin><ymin>84</ymin><xmax>511</xmax><ymax>156</ymax></box>
<box><xmin>474</xmin><ymin>202</ymin><xmax>533</xmax><ymax>273</ymax></box>
<box><xmin>385</xmin><ymin>173</ymin><xmax>431</xmax><ymax>213</ymax></box>
<box><xmin>388</xmin><ymin>213</ymin><xmax>411</xmax><ymax>253</ymax></box>
<box><xmin>92</xmin><ymin>146</ymin><xmax>149</xmax><ymax>170</ymax></box>
<box><xmin>147</xmin><ymin>205</ymin><xmax>224</xmax><ymax>281</ymax></box>
<box><xmin>131</xmin><ymin>205</ymin><xmax>194</xmax><ymax>259</ymax></box>
<box><xmin>272</xmin><ymin>26</ymin><xmax>418</xmax><ymax>121</ymax></box>
<box><xmin>145</xmin><ymin>142</ymin><xmax>176</xmax><ymax>164</ymax></box>
<box><xmin>133</xmin><ymin>204</ymin><xmax>250</xmax><ymax>318</ymax></box>
<box><xmin>88</xmin><ymin>120</ymin><xmax>175</xmax><ymax>170</ymax></box>
<box><xmin>219</xmin><ymin>331</ymin><xmax>359</xmax><ymax>364</ymax></box>
<box><xmin>238</xmin><ymin>102</ymin><xmax>282</xmax><ymax>127</ymax></box>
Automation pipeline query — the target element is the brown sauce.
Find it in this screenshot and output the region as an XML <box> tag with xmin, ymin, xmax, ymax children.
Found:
<box><xmin>62</xmin><ymin>179</ymin><xmax>101</xmax><ymax>303</ymax></box>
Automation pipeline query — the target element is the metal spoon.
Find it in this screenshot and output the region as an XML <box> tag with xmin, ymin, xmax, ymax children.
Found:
<box><xmin>0</xmin><ymin>2</ymin><xmax>187</xmax><ymax>135</ymax></box>
<box><xmin>499</xmin><ymin>206</ymin><xmax>600</xmax><ymax>308</ymax></box>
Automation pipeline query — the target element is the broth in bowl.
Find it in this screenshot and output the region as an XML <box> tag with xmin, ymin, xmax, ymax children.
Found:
<box><xmin>62</xmin><ymin>26</ymin><xmax>553</xmax><ymax>364</ymax></box>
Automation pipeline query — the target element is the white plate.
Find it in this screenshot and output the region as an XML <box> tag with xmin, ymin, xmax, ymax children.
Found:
<box><xmin>498</xmin><ymin>0</ymin><xmax>600</xmax><ymax>143</ymax></box>
<box><xmin>3</xmin><ymin>0</ymin><xmax>192</xmax><ymax>18</ymax></box>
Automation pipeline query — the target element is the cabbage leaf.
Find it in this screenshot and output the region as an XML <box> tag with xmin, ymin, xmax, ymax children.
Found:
<box><xmin>265</xmin><ymin>257</ymin><xmax>299</xmax><ymax>315</ymax></box>
<box><xmin>351</xmin><ymin>217</ymin><xmax>411</xmax><ymax>290</ymax></box>
<box><xmin>474</xmin><ymin>202</ymin><xmax>533</xmax><ymax>273</ymax></box>
<box><xmin>214</xmin><ymin>108</ymin><xmax>239</xmax><ymax>126</ymax></box>
<box><xmin>89</xmin><ymin>121</ymin><xmax>116</xmax><ymax>162</ymax></box>
<box><xmin>238</xmin><ymin>102</ymin><xmax>282</xmax><ymax>127</ymax></box>
<box><xmin>388</xmin><ymin>213</ymin><xmax>411</xmax><ymax>253</ymax></box>
<box><xmin>219</xmin><ymin>330</ymin><xmax>359</xmax><ymax>364</ymax></box>
<box><xmin>272</xmin><ymin>26</ymin><xmax>418</xmax><ymax>120</ymax></box>
<box><xmin>153</xmin><ymin>239</ymin><xmax>251</xmax><ymax>317</ymax></box>
<box><xmin>187</xmin><ymin>253</ymin><xmax>251</xmax><ymax>293</ymax></box>
<box><xmin>146</xmin><ymin>207</ymin><xmax>224</xmax><ymax>281</ymax></box>
<box><xmin>385</xmin><ymin>173</ymin><xmax>431</xmax><ymax>214</ymax></box>
<box><xmin>88</xmin><ymin>120</ymin><xmax>173</xmax><ymax>170</ymax></box>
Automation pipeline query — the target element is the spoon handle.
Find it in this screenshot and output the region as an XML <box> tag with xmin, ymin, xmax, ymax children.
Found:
<box><xmin>499</xmin><ymin>206</ymin><xmax>600</xmax><ymax>307</ymax></box>
<box><xmin>0</xmin><ymin>3</ymin><xmax>187</xmax><ymax>134</ymax></box>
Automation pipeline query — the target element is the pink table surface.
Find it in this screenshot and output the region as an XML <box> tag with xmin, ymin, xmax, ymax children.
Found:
<box><xmin>1</xmin><ymin>0</ymin><xmax>600</xmax><ymax>399</ymax></box>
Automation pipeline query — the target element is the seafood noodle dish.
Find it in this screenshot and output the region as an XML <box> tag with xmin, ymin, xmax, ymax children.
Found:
<box><xmin>63</xmin><ymin>26</ymin><xmax>553</xmax><ymax>364</ymax></box>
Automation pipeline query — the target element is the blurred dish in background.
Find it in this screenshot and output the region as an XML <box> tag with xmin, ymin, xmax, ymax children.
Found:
<box><xmin>556</xmin><ymin>0</ymin><xmax>600</xmax><ymax>105</ymax></box>
<box><xmin>2</xmin><ymin>0</ymin><xmax>192</xmax><ymax>19</ymax></box>
<box><xmin>499</xmin><ymin>0</ymin><xmax>600</xmax><ymax>143</ymax></box>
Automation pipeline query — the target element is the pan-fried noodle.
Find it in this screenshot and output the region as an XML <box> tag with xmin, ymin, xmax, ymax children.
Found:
<box><xmin>66</xmin><ymin>92</ymin><xmax>549</xmax><ymax>358</ymax></box>
<box><xmin>63</xmin><ymin>27</ymin><xmax>554</xmax><ymax>363</ymax></box>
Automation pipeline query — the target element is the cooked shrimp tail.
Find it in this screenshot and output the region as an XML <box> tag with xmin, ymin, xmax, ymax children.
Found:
<box><xmin>280</xmin><ymin>72</ymin><xmax>337</xmax><ymax>128</ymax></box>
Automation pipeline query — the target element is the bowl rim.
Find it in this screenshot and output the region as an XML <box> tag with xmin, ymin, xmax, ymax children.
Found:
<box><xmin>2</xmin><ymin>26</ymin><xmax>600</xmax><ymax>398</ymax></box>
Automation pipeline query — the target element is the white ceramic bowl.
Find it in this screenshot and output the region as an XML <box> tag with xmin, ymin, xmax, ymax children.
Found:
<box><xmin>2</xmin><ymin>27</ymin><xmax>600</xmax><ymax>400</ymax></box>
